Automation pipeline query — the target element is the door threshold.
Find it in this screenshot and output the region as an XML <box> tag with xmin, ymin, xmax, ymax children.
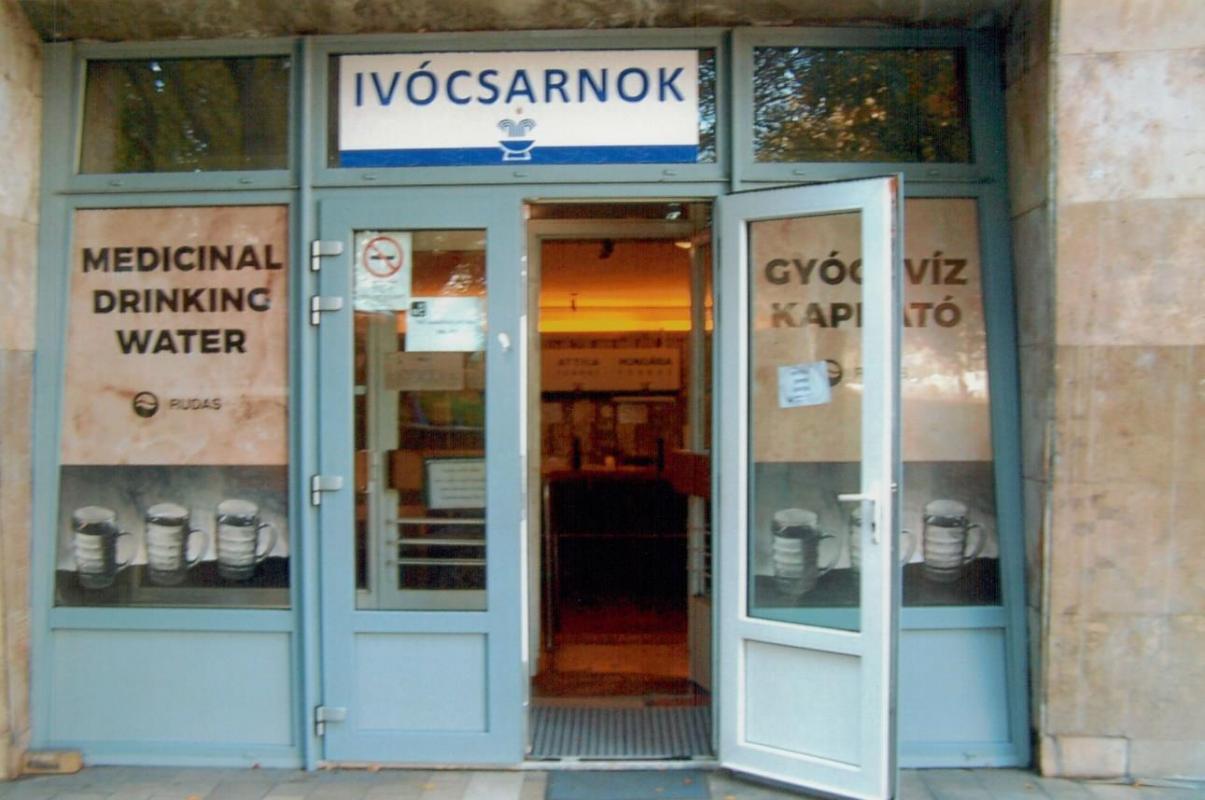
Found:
<box><xmin>523</xmin><ymin>758</ymin><xmax>719</xmax><ymax>770</ymax></box>
<box><xmin>317</xmin><ymin>759</ymin><xmax>719</xmax><ymax>772</ymax></box>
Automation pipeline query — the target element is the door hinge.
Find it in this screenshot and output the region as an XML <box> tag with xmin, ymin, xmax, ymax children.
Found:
<box><xmin>310</xmin><ymin>239</ymin><xmax>344</xmax><ymax>272</ymax></box>
<box><xmin>311</xmin><ymin>474</ymin><xmax>344</xmax><ymax>506</ymax></box>
<box><xmin>314</xmin><ymin>705</ymin><xmax>347</xmax><ymax>736</ymax></box>
<box><xmin>310</xmin><ymin>295</ymin><xmax>344</xmax><ymax>326</ymax></box>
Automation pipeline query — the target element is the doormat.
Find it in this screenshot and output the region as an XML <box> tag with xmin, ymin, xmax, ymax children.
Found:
<box><xmin>546</xmin><ymin>770</ymin><xmax>709</xmax><ymax>800</ymax></box>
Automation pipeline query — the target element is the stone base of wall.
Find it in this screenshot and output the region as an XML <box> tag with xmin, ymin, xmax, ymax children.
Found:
<box><xmin>1041</xmin><ymin>735</ymin><xmax>1205</xmax><ymax>781</ymax></box>
<box><xmin>1040</xmin><ymin>735</ymin><xmax>1128</xmax><ymax>779</ymax></box>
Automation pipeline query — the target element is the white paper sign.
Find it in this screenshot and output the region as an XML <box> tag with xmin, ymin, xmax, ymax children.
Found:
<box><xmin>406</xmin><ymin>297</ymin><xmax>485</xmax><ymax>352</ymax></box>
<box><xmin>426</xmin><ymin>458</ymin><xmax>486</xmax><ymax>509</ymax></box>
<box><xmin>617</xmin><ymin>403</ymin><xmax>650</xmax><ymax>424</ymax></box>
<box><xmin>338</xmin><ymin>51</ymin><xmax>699</xmax><ymax>167</ymax></box>
<box><xmin>354</xmin><ymin>230</ymin><xmax>412</xmax><ymax>311</ymax></box>
<box><xmin>778</xmin><ymin>361</ymin><xmax>832</xmax><ymax>409</ymax></box>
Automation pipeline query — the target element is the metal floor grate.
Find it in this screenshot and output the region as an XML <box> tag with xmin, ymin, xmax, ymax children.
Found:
<box><xmin>530</xmin><ymin>706</ymin><xmax>713</xmax><ymax>760</ymax></box>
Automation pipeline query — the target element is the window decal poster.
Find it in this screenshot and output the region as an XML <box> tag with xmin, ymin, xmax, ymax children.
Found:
<box><xmin>55</xmin><ymin>206</ymin><xmax>290</xmax><ymax>606</ymax></box>
<box><xmin>749</xmin><ymin>199</ymin><xmax>1001</xmax><ymax>610</ymax></box>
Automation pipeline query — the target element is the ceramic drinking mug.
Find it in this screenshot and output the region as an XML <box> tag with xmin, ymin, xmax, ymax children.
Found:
<box><xmin>848</xmin><ymin>505</ymin><xmax>916</xmax><ymax>572</ymax></box>
<box><xmin>72</xmin><ymin>506</ymin><xmax>133</xmax><ymax>590</ymax></box>
<box><xmin>144</xmin><ymin>502</ymin><xmax>208</xmax><ymax>586</ymax></box>
<box><xmin>920</xmin><ymin>499</ymin><xmax>984</xmax><ymax>583</ymax></box>
<box><xmin>771</xmin><ymin>508</ymin><xmax>839</xmax><ymax>597</ymax></box>
<box><xmin>215</xmin><ymin>499</ymin><xmax>277</xmax><ymax>581</ymax></box>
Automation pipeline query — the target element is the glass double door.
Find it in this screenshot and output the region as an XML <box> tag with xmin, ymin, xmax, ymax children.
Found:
<box><xmin>314</xmin><ymin>180</ymin><xmax>904</xmax><ymax>798</ymax></box>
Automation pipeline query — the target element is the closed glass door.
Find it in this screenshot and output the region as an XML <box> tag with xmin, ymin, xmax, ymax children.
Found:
<box><xmin>315</xmin><ymin>189</ymin><xmax>523</xmax><ymax>763</ymax></box>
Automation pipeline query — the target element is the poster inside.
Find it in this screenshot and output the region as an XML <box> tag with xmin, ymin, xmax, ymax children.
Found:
<box><xmin>55</xmin><ymin>206</ymin><xmax>290</xmax><ymax>608</ymax></box>
<box><xmin>747</xmin><ymin>199</ymin><xmax>999</xmax><ymax>626</ymax></box>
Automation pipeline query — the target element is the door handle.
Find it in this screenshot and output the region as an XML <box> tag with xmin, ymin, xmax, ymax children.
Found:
<box><xmin>837</xmin><ymin>492</ymin><xmax>878</xmax><ymax>544</ymax></box>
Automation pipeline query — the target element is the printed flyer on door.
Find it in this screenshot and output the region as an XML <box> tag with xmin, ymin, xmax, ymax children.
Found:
<box><xmin>55</xmin><ymin>206</ymin><xmax>290</xmax><ymax>607</ymax></box>
<box><xmin>749</xmin><ymin>199</ymin><xmax>1000</xmax><ymax>611</ymax></box>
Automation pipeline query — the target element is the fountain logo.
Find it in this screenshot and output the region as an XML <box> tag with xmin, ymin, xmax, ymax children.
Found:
<box><xmin>497</xmin><ymin>118</ymin><xmax>536</xmax><ymax>161</ymax></box>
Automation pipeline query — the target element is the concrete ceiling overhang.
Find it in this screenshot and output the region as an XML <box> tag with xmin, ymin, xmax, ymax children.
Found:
<box><xmin>18</xmin><ymin>0</ymin><xmax>1009</xmax><ymax>43</ymax></box>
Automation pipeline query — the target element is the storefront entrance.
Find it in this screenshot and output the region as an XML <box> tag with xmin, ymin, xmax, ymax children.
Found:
<box><xmin>313</xmin><ymin>178</ymin><xmax>906</xmax><ymax>797</ymax></box>
<box><xmin>31</xmin><ymin>28</ymin><xmax>1030</xmax><ymax>800</ymax></box>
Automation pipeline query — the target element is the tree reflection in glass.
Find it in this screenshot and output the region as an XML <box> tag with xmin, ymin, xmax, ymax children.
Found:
<box><xmin>753</xmin><ymin>48</ymin><xmax>970</xmax><ymax>163</ymax></box>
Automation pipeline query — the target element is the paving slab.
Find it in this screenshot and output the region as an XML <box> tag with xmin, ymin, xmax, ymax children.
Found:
<box><xmin>0</xmin><ymin>767</ymin><xmax>1199</xmax><ymax>800</ymax></box>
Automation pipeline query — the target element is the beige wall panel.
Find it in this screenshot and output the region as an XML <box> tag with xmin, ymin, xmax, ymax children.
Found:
<box><xmin>1058</xmin><ymin>0</ymin><xmax>1205</xmax><ymax>55</ymax></box>
<box><xmin>1057</xmin><ymin>49</ymin><xmax>1205</xmax><ymax>204</ymax></box>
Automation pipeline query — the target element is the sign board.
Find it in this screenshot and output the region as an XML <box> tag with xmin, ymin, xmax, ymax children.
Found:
<box><xmin>406</xmin><ymin>297</ymin><xmax>486</xmax><ymax>352</ymax></box>
<box><xmin>56</xmin><ymin>206</ymin><xmax>290</xmax><ymax>598</ymax></box>
<box><xmin>384</xmin><ymin>352</ymin><xmax>465</xmax><ymax>391</ymax></box>
<box><xmin>542</xmin><ymin>348</ymin><xmax>680</xmax><ymax>392</ymax></box>
<box><xmin>425</xmin><ymin>458</ymin><xmax>487</xmax><ymax>510</ymax></box>
<box><xmin>777</xmin><ymin>361</ymin><xmax>832</xmax><ymax>409</ymax></box>
<box><xmin>61</xmin><ymin>206</ymin><xmax>289</xmax><ymax>466</ymax></box>
<box><xmin>751</xmin><ymin>199</ymin><xmax>990</xmax><ymax>463</ymax></box>
<box><xmin>354</xmin><ymin>230</ymin><xmax>413</xmax><ymax>311</ymax></box>
<box><xmin>338</xmin><ymin>50</ymin><xmax>699</xmax><ymax>167</ymax></box>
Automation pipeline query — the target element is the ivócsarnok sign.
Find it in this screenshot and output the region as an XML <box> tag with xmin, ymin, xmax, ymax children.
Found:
<box><xmin>338</xmin><ymin>50</ymin><xmax>699</xmax><ymax>167</ymax></box>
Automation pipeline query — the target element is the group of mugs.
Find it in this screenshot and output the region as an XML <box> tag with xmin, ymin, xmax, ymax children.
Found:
<box><xmin>771</xmin><ymin>499</ymin><xmax>984</xmax><ymax>597</ymax></box>
<box><xmin>71</xmin><ymin>500</ymin><xmax>276</xmax><ymax>590</ymax></box>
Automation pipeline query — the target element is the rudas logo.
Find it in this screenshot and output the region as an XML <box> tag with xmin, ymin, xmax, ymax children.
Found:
<box><xmin>132</xmin><ymin>391</ymin><xmax>159</xmax><ymax>418</ymax></box>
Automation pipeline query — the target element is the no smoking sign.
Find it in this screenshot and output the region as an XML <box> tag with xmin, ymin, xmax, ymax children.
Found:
<box><xmin>362</xmin><ymin>235</ymin><xmax>405</xmax><ymax>277</ymax></box>
<box><xmin>354</xmin><ymin>230</ymin><xmax>413</xmax><ymax>311</ymax></box>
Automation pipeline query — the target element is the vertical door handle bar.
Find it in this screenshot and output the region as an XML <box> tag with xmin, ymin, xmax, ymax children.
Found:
<box><xmin>837</xmin><ymin>492</ymin><xmax>878</xmax><ymax>544</ymax></box>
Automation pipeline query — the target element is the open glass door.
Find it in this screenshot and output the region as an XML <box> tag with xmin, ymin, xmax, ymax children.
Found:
<box><xmin>716</xmin><ymin>178</ymin><xmax>903</xmax><ymax>799</ymax></box>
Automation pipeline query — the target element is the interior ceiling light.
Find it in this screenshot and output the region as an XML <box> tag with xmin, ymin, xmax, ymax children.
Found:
<box><xmin>674</xmin><ymin>240</ymin><xmax>693</xmax><ymax>250</ymax></box>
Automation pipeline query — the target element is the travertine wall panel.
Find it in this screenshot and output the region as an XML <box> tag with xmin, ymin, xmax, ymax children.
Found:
<box><xmin>1057</xmin><ymin>49</ymin><xmax>1205</xmax><ymax>205</ymax></box>
<box><xmin>0</xmin><ymin>0</ymin><xmax>40</xmax><ymax>780</ymax></box>
<box><xmin>1005</xmin><ymin>62</ymin><xmax>1050</xmax><ymax>219</ymax></box>
<box><xmin>1058</xmin><ymin>0</ymin><xmax>1205</xmax><ymax>55</ymax></box>
<box><xmin>1047</xmin><ymin>478</ymin><xmax>1173</xmax><ymax>617</ymax></box>
<box><xmin>1042</xmin><ymin>0</ymin><xmax>1205</xmax><ymax>779</ymax></box>
<box><xmin>1012</xmin><ymin>207</ymin><xmax>1053</xmax><ymax>351</ymax></box>
<box><xmin>1003</xmin><ymin>0</ymin><xmax>1054</xmax><ymax>749</ymax></box>
<box><xmin>0</xmin><ymin>353</ymin><xmax>32</xmax><ymax>781</ymax></box>
<box><xmin>1055</xmin><ymin>346</ymin><xmax>1190</xmax><ymax>486</ymax></box>
<box><xmin>1056</xmin><ymin>200</ymin><xmax>1204</xmax><ymax>347</ymax></box>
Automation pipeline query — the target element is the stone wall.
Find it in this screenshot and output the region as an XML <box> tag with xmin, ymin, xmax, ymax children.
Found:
<box><xmin>1004</xmin><ymin>0</ymin><xmax>1054</xmax><ymax>749</ymax></box>
<box><xmin>0</xmin><ymin>0</ymin><xmax>41</xmax><ymax>780</ymax></box>
<box><xmin>1036</xmin><ymin>0</ymin><xmax>1205</xmax><ymax>780</ymax></box>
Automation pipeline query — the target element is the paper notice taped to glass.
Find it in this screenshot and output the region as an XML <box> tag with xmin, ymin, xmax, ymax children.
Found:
<box><xmin>777</xmin><ymin>361</ymin><xmax>832</xmax><ymax>409</ymax></box>
<box><xmin>353</xmin><ymin>230</ymin><xmax>412</xmax><ymax>311</ymax></box>
<box><xmin>406</xmin><ymin>297</ymin><xmax>486</xmax><ymax>352</ymax></box>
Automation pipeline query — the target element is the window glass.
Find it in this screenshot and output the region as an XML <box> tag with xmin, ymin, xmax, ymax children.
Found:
<box><xmin>753</xmin><ymin>48</ymin><xmax>970</xmax><ymax>163</ymax></box>
<box><xmin>899</xmin><ymin>199</ymin><xmax>999</xmax><ymax>607</ymax></box>
<box><xmin>745</xmin><ymin>198</ymin><xmax>999</xmax><ymax>614</ymax></box>
<box><xmin>56</xmin><ymin>206</ymin><xmax>290</xmax><ymax>608</ymax></box>
<box><xmin>748</xmin><ymin>211</ymin><xmax>863</xmax><ymax>633</ymax></box>
<box><xmin>353</xmin><ymin>230</ymin><xmax>488</xmax><ymax>611</ymax></box>
<box><xmin>80</xmin><ymin>57</ymin><xmax>290</xmax><ymax>173</ymax></box>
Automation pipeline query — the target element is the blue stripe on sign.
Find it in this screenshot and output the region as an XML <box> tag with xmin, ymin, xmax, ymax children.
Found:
<box><xmin>339</xmin><ymin>144</ymin><xmax>698</xmax><ymax>167</ymax></box>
